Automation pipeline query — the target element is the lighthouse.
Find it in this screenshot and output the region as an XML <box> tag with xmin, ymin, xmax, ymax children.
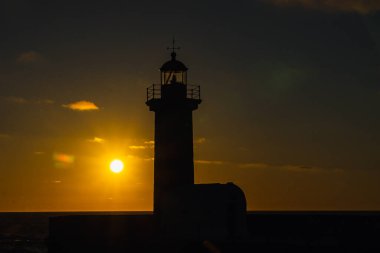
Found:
<box><xmin>146</xmin><ymin>44</ymin><xmax>247</xmax><ymax>240</ymax></box>
<box><xmin>146</xmin><ymin>46</ymin><xmax>201</xmax><ymax>214</ymax></box>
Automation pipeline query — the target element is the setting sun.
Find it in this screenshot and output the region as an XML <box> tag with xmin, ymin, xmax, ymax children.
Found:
<box><xmin>110</xmin><ymin>159</ymin><xmax>124</xmax><ymax>173</ymax></box>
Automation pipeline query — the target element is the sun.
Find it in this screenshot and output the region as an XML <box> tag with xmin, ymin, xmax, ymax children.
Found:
<box><xmin>110</xmin><ymin>159</ymin><xmax>124</xmax><ymax>173</ymax></box>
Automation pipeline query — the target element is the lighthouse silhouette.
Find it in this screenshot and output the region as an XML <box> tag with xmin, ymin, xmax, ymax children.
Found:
<box><xmin>146</xmin><ymin>43</ymin><xmax>247</xmax><ymax>240</ymax></box>
<box><xmin>146</xmin><ymin>47</ymin><xmax>200</xmax><ymax>214</ymax></box>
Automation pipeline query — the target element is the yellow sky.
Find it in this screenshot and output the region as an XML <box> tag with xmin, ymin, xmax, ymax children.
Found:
<box><xmin>1</xmin><ymin>126</ymin><xmax>380</xmax><ymax>211</ymax></box>
<box><xmin>1</xmin><ymin>1</ymin><xmax>380</xmax><ymax>211</ymax></box>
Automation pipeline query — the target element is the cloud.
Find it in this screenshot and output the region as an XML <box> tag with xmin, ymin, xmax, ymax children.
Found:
<box><xmin>143</xmin><ymin>140</ymin><xmax>155</xmax><ymax>149</ymax></box>
<box><xmin>194</xmin><ymin>137</ymin><xmax>206</xmax><ymax>144</ymax></box>
<box><xmin>62</xmin><ymin>100</ymin><xmax>99</xmax><ymax>111</ymax></box>
<box><xmin>195</xmin><ymin>160</ymin><xmax>224</xmax><ymax>165</ymax></box>
<box><xmin>129</xmin><ymin>145</ymin><xmax>147</xmax><ymax>150</ymax></box>
<box><xmin>36</xmin><ymin>99</ymin><xmax>54</xmax><ymax>104</ymax></box>
<box><xmin>239</xmin><ymin>162</ymin><xmax>343</xmax><ymax>173</ymax></box>
<box><xmin>16</xmin><ymin>51</ymin><xmax>44</xmax><ymax>63</ymax></box>
<box><xmin>0</xmin><ymin>134</ymin><xmax>11</xmax><ymax>140</ymax></box>
<box><xmin>265</xmin><ymin>0</ymin><xmax>380</xmax><ymax>14</ymax></box>
<box><xmin>5</xmin><ymin>96</ymin><xmax>28</xmax><ymax>104</ymax></box>
<box><xmin>238</xmin><ymin>163</ymin><xmax>271</xmax><ymax>169</ymax></box>
<box><xmin>5</xmin><ymin>96</ymin><xmax>54</xmax><ymax>105</ymax></box>
<box><xmin>87</xmin><ymin>137</ymin><xmax>105</xmax><ymax>144</ymax></box>
<box><xmin>53</xmin><ymin>152</ymin><xmax>75</xmax><ymax>168</ymax></box>
<box><xmin>129</xmin><ymin>140</ymin><xmax>155</xmax><ymax>150</ymax></box>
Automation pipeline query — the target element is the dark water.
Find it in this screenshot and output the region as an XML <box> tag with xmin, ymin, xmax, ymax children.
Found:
<box><xmin>0</xmin><ymin>212</ymin><xmax>147</xmax><ymax>253</ymax></box>
<box><xmin>0</xmin><ymin>212</ymin><xmax>48</xmax><ymax>253</ymax></box>
<box><xmin>1</xmin><ymin>211</ymin><xmax>380</xmax><ymax>252</ymax></box>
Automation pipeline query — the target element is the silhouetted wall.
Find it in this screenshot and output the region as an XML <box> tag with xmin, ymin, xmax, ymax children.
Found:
<box><xmin>159</xmin><ymin>183</ymin><xmax>248</xmax><ymax>241</ymax></box>
<box><xmin>49</xmin><ymin>212</ymin><xmax>380</xmax><ymax>252</ymax></box>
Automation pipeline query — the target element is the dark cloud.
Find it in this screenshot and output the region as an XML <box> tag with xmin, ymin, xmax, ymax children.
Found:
<box><xmin>16</xmin><ymin>51</ymin><xmax>44</xmax><ymax>63</ymax></box>
<box><xmin>238</xmin><ymin>162</ymin><xmax>343</xmax><ymax>173</ymax></box>
<box><xmin>4</xmin><ymin>96</ymin><xmax>54</xmax><ymax>105</ymax></box>
<box><xmin>266</xmin><ymin>0</ymin><xmax>380</xmax><ymax>14</ymax></box>
<box><xmin>0</xmin><ymin>134</ymin><xmax>11</xmax><ymax>139</ymax></box>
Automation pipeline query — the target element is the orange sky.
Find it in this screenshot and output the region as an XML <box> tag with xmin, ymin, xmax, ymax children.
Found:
<box><xmin>1</xmin><ymin>0</ymin><xmax>380</xmax><ymax>211</ymax></box>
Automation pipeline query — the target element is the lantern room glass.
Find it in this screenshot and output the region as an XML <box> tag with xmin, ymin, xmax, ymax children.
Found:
<box><xmin>161</xmin><ymin>71</ymin><xmax>187</xmax><ymax>85</ymax></box>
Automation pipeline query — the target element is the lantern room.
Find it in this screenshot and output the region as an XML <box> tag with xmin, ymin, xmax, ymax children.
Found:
<box><xmin>160</xmin><ymin>52</ymin><xmax>188</xmax><ymax>85</ymax></box>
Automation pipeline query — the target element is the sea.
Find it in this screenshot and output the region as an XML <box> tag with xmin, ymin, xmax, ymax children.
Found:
<box><xmin>1</xmin><ymin>211</ymin><xmax>380</xmax><ymax>252</ymax></box>
<box><xmin>0</xmin><ymin>212</ymin><xmax>51</xmax><ymax>253</ymax></box>
<box><xmin>0</xmin><ymin>211</ymin><xmax>142</xmax><ymax>253</ymax></box>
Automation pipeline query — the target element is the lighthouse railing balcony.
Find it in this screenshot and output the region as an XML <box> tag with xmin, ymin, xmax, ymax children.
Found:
<box><xmin>146</xmin><ymin>84</ymin><xmax>201</xmax><ymax>102</ymax></box>
<box><xmin>147</xmin><ymin>84</ymin><xmax>161</xmax><ymax>101</ymax></box>
<box><xmin>187</xmin><ymin>85</ymin><xmax>201</xmax><ymax>100</ymax></box>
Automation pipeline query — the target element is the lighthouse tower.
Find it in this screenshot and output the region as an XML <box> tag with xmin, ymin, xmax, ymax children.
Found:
<box><xmin>146</xmin><ymin>44</ymin><xmax>246</xmax><ymax>240</ymax></box>
<box><xmin>146</xmin><ymin>46</ymin><xmax>201</xmax><ymax>214</ymax></box>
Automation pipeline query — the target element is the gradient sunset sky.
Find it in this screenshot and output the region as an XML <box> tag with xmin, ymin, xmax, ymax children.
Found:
<box><xmin>1</xmin><ymin>0</ymin><xmax>380</xmax><ymax>211</ymax></box>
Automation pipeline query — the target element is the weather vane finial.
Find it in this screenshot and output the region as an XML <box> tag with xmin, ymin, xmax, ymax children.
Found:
<box><xmin>167</xmin><ymin>37</ymin><xmax>180</xmax><ymax>54</ymax></box>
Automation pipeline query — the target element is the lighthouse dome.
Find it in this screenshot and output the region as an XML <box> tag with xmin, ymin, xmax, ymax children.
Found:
<box><xmin>160</xmin><ymin>52</ymin><xmax>188</xmax><ymax>72</ymax></box>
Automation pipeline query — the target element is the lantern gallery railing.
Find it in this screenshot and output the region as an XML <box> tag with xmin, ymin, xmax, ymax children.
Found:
<box><xmin>147</xmin><ymin>84</ymin><xmax>162</xmax><ymax>100</ymax></box>
<box><xmin>147</xmin><ymin>84</ymin><xmax>201</xmax><ymax>101</ymax></box>
<box><xmin>187</xmin><ymin>85</ymin><xmax>201</xmax><ymax>100</ymax></box>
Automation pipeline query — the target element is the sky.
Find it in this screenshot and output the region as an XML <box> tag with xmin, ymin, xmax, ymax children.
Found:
<box><xmin>0</xmin><ymin>0</ymin><xmax>380</xmax><ymax>211</ymax></box>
